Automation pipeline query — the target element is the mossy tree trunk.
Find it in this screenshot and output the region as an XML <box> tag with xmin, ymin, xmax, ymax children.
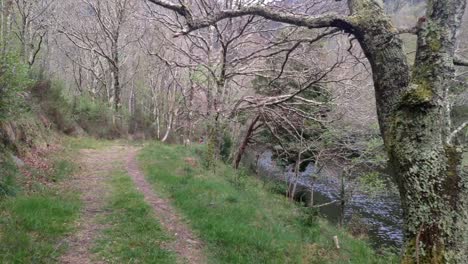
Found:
<box><xmin>347</xmin><ymin>1</ymin><xmax>468</xmax><ymax>262</ymax></box>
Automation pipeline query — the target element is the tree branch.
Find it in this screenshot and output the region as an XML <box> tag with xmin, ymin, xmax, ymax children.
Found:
<box><xmin>454</xmin><ymin>54</ymin><xmax>468</xmax><ymax>67</ymax></box>
<box><xmin>312</xmin><ymin>200</ymin><xmax>339</xmax><ymax>208</ymax></box>
<box><xmin>146</xmin><ymin>0</ymin><xmax>352</xmax><ymax>35</ymax></box>
<box><xmin>447</xmin><ymin>121</ymin><xmax>468</xmax><ymax>145</ymax></box>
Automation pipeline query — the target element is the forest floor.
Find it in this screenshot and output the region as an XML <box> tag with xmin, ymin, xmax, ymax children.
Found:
<box><xmin>60</xmin><ymin>143</ymin><xmax>205</xmax><ymax>264</ymax></box>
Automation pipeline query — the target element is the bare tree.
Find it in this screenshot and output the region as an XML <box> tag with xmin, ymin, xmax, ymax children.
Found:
<box><xmin>58</xmin><ymin>0</ymin><xmax>140</xmax><ymax>111</ymax></box>
<box><xmin>10</xmin><ymin>0</ymin><xmax>55</xmax><ymax>67</ymax></box>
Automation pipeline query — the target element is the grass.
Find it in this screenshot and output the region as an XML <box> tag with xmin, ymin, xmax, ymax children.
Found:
<box><xmin>0</xmin><ymin>143</ymin><xmax>81</xmax><ymax>263</ymax></box>
<box><xmin>0</xmin><ymin>191</ymin><xmax>80</xmax><ymax>263</ymax></box>
<box><xmin>51</xmin><ymin>159</ymin><xmax>75</xmax><ymax>182</ymax></box>
<box><xmin>0</xmin><ymin>149</ymin><xmax>21</xmax><ymax>197</ymax></box>
<box><xmin>93</xmin><ymin>170</ymin><xmax>176</xmax><ymax>263</ymax></box>
<box><xmin>139</xmin><ymin>143</ymin><xmax>398</xmax><ymax>264</ymax></box>
<box><xmin>62</xmin><ymin>136</ymin><xmax>144</xmax><ymax>151</ymax></box>
<box><xmin>62</xmin><ymin>136</ymin><xmax>117</xmax><ymax>150</ymax></box>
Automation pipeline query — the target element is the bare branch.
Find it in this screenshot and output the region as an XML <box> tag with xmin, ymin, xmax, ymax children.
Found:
<box><xmin>447</xmin><ymin>121</ymin><xmax>468</xmax><ymax>145</ymax></box>
<box><xmin>312</xmin><ymin>200</ymin><xmax>339</xmax><ymax>208</ymax></box>
<box><xmin>146</xmin><ymin>0</ymin><xmax>352</xmax><ymax>35</ymax></box>
<box><xmin>454</xmin><ymin>54</ymin><xmax>468</xmax><ymax>66</ymax></box>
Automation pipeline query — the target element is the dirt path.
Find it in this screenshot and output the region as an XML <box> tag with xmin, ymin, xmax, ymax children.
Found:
<box><xmin>126</xmin><ymin>149</ymin><xmax>206</xmax><ymax>264</ymax></box>
<box><xmin>60</xmin><ymin>145</ymin><xmax>205</xmax><ymax>264</ymax></box>
<box><xmin>60</xmin><ymin>145</ymin><xmax>130</xmax><ymax>264</ymax></box>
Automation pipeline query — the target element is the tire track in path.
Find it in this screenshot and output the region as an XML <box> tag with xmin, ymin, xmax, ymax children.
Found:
<box><xmin>60</xmin><ymin>145</ymin><xmax>206</xmax><ymax>264</ymax></box>
<box><xmin>60</xmin><ymin>145</ymin><xmax>129</xmax><ymax>264</ymax></box>
<box><xmin>126</xmin><ymin>149</ymin><xmax>206</xmax><ymax>264</ymax></box>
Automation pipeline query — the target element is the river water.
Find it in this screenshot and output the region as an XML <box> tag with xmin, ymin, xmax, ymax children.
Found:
<box><xmin>245</xmin><ymin>150</ymin><xmax>403</xmax><ymax>249</ymax></box>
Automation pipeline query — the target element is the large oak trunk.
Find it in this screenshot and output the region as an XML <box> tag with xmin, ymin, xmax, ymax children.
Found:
<box><xmin>348</xmin><ymin>1</ymin><xmax>468</xmax><ymax>262</ymax></box>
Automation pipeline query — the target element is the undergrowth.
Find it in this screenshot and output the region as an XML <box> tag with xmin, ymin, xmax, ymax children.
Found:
<box><xmin>62</xmin><ymin>136</ymin><xmax>117</xmax><ymax>150</ymax></box>
<box><xmin>0</xmin><ymin>148</ymin><xmax>20</xmax><ymax>197</ymax></box>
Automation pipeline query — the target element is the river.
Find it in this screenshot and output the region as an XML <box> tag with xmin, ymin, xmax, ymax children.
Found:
<box><xmin>244</xmin><ymin>150</ymin><xmax>403</xmax><ymax>250</ymax></box>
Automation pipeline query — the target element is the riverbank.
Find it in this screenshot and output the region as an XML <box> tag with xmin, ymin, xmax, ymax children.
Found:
<box><xmin>139</xmin><ymin>142</ymin><xmax>398</xmax><ymax>263</ymax></box>
<box><xmin>244</xmin><ymin>149</ymin><xmax>403</xmax><ymax>249</ymax></box>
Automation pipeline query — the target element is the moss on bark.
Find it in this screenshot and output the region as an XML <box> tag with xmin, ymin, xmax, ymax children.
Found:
<box><xmin>348</xmin><ymin>1</ymin><xmax>468</xmax><ymax>262</ymax></box>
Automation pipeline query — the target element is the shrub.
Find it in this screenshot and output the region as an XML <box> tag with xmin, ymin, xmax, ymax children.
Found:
<box><xmin>358</xmin><ymin>172</ymin><xmax>387</xmax><ymax>196</ymax></box>
<box><xmin>31</xmin><ymin>80</ymin><xmax>75</xmax><ymax>132</ymax></box>
<box><xmin>228</xmin><ymin>168</ymin><xmax>248</xmax><ymax>190</ymax></box>
<box><xmin>30</xmin><ymin>79</ymin><xmax>133</xmax><ymax>139</ymax></box>
<box><xmin>0</xmin><ymin>147</ymin><xmax>20</xmax><ymax>198</ymax></box>
<box><xmin>73</xmin><ymin>96</ymin><xmax>129</xmax><ymax>138</ymax></box>
<box><xmin>0</xmin><ymin>52</ymin><xmax>32</xmax><ymax>121</ymax></box>
<box><xmin>299</xmin><ymin>206</ymin><xmax>320</xmax><ymax>227</ymax></box>
<box><xmin>220</xmin><ymin>130</ymin><xmax>233</xmax><ymax>163</ymax></box>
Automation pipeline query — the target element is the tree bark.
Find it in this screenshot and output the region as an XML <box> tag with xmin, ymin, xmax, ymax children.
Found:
<box><xmin>346</xmin><ymin>1</ymin><xmax>468</xmax><ymax>262</ymax></box>
<box><xmin>161</xmin><ymin>108</ymin><xmax>177</xmax><ymax>142</ymax></box>
<box><xmin>233</xmin><ymin>115</ymin><xmax>260</xmax><ymax>169</ymax></box>
<box><xmin>111</xmin><ymin>39</ymin><xmax>120</xmax><ymax>111</ymax></box>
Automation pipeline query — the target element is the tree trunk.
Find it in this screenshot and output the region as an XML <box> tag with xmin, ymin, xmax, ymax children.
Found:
<box><xmin>339</xmin><ymin>171</ymin><xmax>345</xmax><ymax>228</ymax></box>
<box><xmin>112</xmin><ymin>65</ymin><xmax>120</xmax><ymax>111</ymax></box>
<box><xmin>308</xmin><ymin>182</ymin><xmax>314</xmax><ymax>207</ymax></box>
<box><xmin>346</xmin><ymin>1</ymin><xmax>468</xmax><ymax>262</ymax></box>
<box><xmin>291</xmin><ymin>152</ymin><xmax>303</xmax><ymax>202</ymax></box>
<box><xmin>111</xmin><ymin>38</ymin><xmax>120</xmax><ymax>111</ymax></box>
<box><xmin>1</xmin><ymin>0</ymin><xmax>12</xmax><ymax>57</ymax></box>
<box><xmin>161</xmin><ymin>111</ymin><xmax>174</xmax><ymax>142</ymax></box>
<box><xmin>233</xmin><ymin>115</ymin><xmax>260</xmax><ymax>169</ymax></box>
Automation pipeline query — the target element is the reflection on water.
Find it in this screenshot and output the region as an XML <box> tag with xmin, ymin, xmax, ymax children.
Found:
<box><xmin>246</xmin><ymin>150</ymin><xmax>403</xmax><ymax>249</ymax></box>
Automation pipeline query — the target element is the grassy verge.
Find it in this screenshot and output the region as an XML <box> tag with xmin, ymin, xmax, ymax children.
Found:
<box><xmin>62</xmin><ymin>136</ymin><xmax>117</xmax><ymax>150</ymax></box>
<box><xmin>0</xmin><ymin>148</ymin><xmax>21</xmax><ymax>197</ymax></box>
<box><xmin>0</xmin><ymin>193</ymin><xmax>80</xmax><ymax>263</ymax></box>
<box><xmin>93</xmin><ymin>170</ymin><xmax>176</xmax><ymax>263</ymax></box>
<box><xmin>62</xmin><ymin>136</ymin><xmax>144</xmax><ymax>151</ymax></box>
<box><xmin>0</xmin><ymin>150</ymin><xmax>80</xmax><ymax>263</ymax></box>
<box><xmin>139</xmin><ymin>143</ymin><xmax>398</xmax><ymax>264</ymax></box>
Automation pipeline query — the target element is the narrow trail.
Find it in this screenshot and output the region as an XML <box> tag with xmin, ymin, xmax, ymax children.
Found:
<box><xmin>60</xmin><ymin>145</ymin><xmax>129</xmax><ymax>264</ymax></box>
<box><xmin>126</xmin><ymin>149</ymin><xmax>206</xmax><ymax>264</ymax></box>
<box><xmin>60</xmin><ymin>145</ymin><xmax>205</xmax><ymax>264</ymax></box>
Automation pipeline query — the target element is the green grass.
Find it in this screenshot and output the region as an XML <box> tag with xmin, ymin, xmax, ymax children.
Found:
<box><xmin>0</xmin><ymin>143</ymin><xmax>81</xmax><ymax>263</ymax></box>
<box><xmin>0</xmin><ymin>149</ymin><xmax>21</xmax><ymax>197</ymax></box>
<box><xmin>62</xmin><ymin>136</ymin><xmax>116</xmax><ymax>150</ymax></box>
<box><xmin>51</xmin><ymin>159</ymin><xmax>75</xmax><ymax>182</ymax></box>
<box><xmin>139</xmin><ymin>143</ymin><xmax>398</xmax><ymax>264</ymax></box>
<box><xmin>0</xmin><ymin>192</ymin><xmax>80</xmax><ymax>263</ymax></box>
<box><xmin>93</xmin><ymin>170</ymin><xmax>176</xmax><ymax>263</ymax></box>
<box><xmin>62</xmin><ymin>136</ymin><xmax>144</xmax><ymax>151</ymax></box>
